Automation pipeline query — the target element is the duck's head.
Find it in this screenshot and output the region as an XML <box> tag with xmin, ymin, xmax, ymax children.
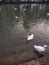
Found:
<box><xmin>27</xmin><ymin>35</ymin><xmax>29</xmax><ymax>38</ymax></box>
<box><xmin>43</xmin><ymin>45</ymin><xmax>48</xmax><ymax>48</ymax></box>
<box><xmin>27</xmin><ymin>33</ymin><xmax>31</xmax><ymax>37</ymax></box>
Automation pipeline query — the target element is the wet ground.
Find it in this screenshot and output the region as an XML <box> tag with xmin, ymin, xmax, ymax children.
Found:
<box><xmin>0</xmin><ymin>4</ymin><xmax>49</xmax><ymax>64</ymax></box>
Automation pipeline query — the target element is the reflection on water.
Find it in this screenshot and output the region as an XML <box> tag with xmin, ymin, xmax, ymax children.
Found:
<box><xmin>0</xmin><ymin>4</ymin><xmax>49</xmax><ymax>57</ymax></box>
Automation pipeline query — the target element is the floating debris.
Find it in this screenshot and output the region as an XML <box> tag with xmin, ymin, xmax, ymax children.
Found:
<box><xmin>40</xmin><ymin>6</ymin><xmax>42</xmax><ymax>9</ymax></box>
<box><xmin>15</xmin><ymin>16</ymin><xmax>18</xmax><ymax>19</ymax></box>
<box><xmin>47</xmin><ymin>13</ymin><xmax>49</xmax><ymax>16</ymax></box>
<box><xmin>23</xmin><ymin>9</ymin><xmax>26</xmax><ymax>11</ymax></box>
<box><xmin>14</xmin><ymin>8</ymin><xmax>17</xmax><ymax>10</ymax></box>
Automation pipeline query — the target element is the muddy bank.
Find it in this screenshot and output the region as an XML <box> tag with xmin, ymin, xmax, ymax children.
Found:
<box><xmin>19</xmin><ymin>55</ymin><xmax>49</xmax><ymax>65</ymax></box>
<box><xmin>0</xmin><ymin>47</ymin><xmax>49</xmax><ymax>65</ymax></box>
<box><xmin>0</xmin><ymin>49</ymin><xmax>37</xmax><ymax>65</ymax></box>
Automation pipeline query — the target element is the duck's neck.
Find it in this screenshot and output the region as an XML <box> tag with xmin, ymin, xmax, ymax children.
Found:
<box><xmin>43</xmin><ymin>45</ymin><xmax>47</xmax><ymax>48</ymax></box>
<box><xmin>27</xmin><ymin>35</ymin><xmax>29</xmax><ymax>38</ymax></box>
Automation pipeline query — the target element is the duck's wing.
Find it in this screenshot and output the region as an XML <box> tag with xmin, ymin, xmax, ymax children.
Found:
<box><xmin>29</xmin><ymin>34</ymin><xmax>34</xmax><ymax>39</ymax></box>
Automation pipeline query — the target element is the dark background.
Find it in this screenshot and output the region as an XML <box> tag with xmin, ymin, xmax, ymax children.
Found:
<box><xmin>0</xmin><ymin>0</ymin><xmax>49</xmax><ymax>2</ymax></box>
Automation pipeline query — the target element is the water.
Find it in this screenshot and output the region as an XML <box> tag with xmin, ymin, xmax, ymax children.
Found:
<box><xmin>0</xmin><ymin>4</ymin><xmax>49</xmax><ymax>58</ymax></box>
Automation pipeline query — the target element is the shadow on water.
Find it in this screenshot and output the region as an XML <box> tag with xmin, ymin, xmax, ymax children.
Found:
<box><xmin>26</xmin><ymin>40</ymin><xmax>29</xmax><ymax>44</ymax></box>
<box><xmin>33</xmin><ymin>49</ymin><xmax>44</xmax><ymax>58</ymax></box>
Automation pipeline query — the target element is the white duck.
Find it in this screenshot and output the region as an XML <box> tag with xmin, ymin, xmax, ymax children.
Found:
<box><xmin>33</xmin><ymin>45</ymin><xmax>47</xmax><ymax>52</ymax></box>
<box><xmin>27</xmin><ymin>34</ymin><xmax>34</xmax><ymax>41</ymax></box>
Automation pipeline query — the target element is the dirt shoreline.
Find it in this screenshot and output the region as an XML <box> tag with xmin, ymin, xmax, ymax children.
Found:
<box><xmin>0</xmin><ymin>49</ymin><xmax>40</xmax><ymax>65</ymax></box>
<box><xmin>19</xmin><ymin>55</ymin><xmax>49</xmax><ymax>65</ymax></box>
<box><xmin>0</xmin><ymin>47</ymin><xmax>49</xmax><ymax>65</ymax></box>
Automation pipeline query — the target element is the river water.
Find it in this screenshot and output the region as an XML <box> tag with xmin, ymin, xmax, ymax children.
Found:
<box><xmin>0</xmin><ymin>4</ymin><xmax>49</xmax><ymax>57</ymax></box>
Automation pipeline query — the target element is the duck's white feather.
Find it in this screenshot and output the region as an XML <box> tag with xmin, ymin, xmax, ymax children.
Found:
<box><xmin>47</xmin><ymin>13</ymin><xmax>49</xmax><ymax>16</ymax></box>
<box><xmin>27</xmin><ymin>34</ymin><xmax>34</xmax><ymax>40</ymax></box>
<box><xmin>34</xmin><ymin>45</ymin><xmax>47</xmax><ymax>52</ymax></box>
<box><xmin>15</xmin><ymin>16</ymin><xmax>18</xmax><ymax>19</ymax></box>
<box><xmin>34</xmin><ymin>45</ymin><xmax>45</xmax><ymax>52</ymax></box>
